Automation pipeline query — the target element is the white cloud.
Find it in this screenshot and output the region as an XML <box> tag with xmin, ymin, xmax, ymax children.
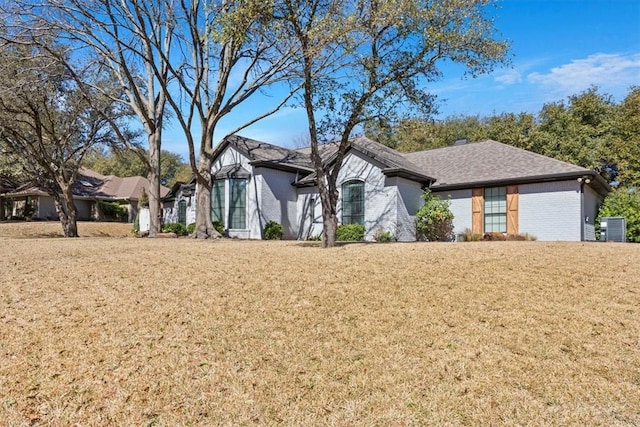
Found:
<box><xmin>527</xmin><ymin>53</ymin><xmax>640</xmax><ymax>97</ymax></box>
<box><xmin>494</xmin><ymin>69</ymin><xmax>523</xmax><ymax>85</ymax></box>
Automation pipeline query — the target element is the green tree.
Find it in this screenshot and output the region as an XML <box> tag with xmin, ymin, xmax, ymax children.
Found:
<box><xmin>531</xmin><ymin>87</ymin><xmax>617</xmax><ymax>181</ymax></box>
<box><xmin>283</xmin><ymin>0</ymin><xmax>509</xmax><ymax>247</ymax></box>
<box><xmin>611</xmin><ymin>87</ymin><xmax>640</xmax><ymax>188</ymax></box>
<box><xmin>85</xmin><ymin>148</ymin><xmax>186</xmax><ymax>185</ymax></box>
<box><xmin>597</xmin><ymin>189</ymin><xmax>640</xmax><ymax>243</ymax></box>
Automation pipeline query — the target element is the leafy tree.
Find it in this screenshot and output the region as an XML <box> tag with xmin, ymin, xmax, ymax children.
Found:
<box><xmin>0</xmin><ymin>39</ymin><xmax>129</xmax><ymax>236</ymax></box>
<box><xmin>84</xmin><ymin>148</ymin><xmax>186</xmax><ymax>185</ymax></box>
<box><xmin>282</xmin><ymin>0</ymin><xmax>509</xmax><ymax>247</ymax></box>
<box><xmin>597</xmin><ymin>189</ymin><xmax>640</xmax><ymax>243</ymax></box>
<box><xmin>611</xmin><ymin>87</ymin><xmax>640</xmax><ymax>188</ymax></box>
<box><xmin>415</xmin><ymin>190</ymin><xmax>454</xmax><ymax>242</ymax></box>
<box><xmin>531</xmin><ymin>87</ymin><xmax>617</xmax><ymax>181</ymax></box>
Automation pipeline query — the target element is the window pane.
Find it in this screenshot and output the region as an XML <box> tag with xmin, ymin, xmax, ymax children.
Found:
<box><xmin>211</xmin><ymin>180</ymin><xmax>225</xmax><ymax>224</ymax></box>
<box><xmin>342</xmin><ymin>181</ymin><xmax>364</xmax><ymax>225</ymax></box>
<box><xmin>178</xmin><ymin>200</ymin><xmax>187</xmax><ymax>225</ymax></box>
<box><xmin>484</xmin><ymin>187</ymin><xmax>506</xmax><ymax>233</ymax></box>
<box><xmin>229</xmin><ymin>179</ymin><xmax>246</xmax><ymax>229</ymax></box>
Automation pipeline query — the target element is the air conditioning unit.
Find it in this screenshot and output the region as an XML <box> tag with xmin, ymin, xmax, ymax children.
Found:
<box><xmin>600</xmin><ymin>216</ymin><xmax>626</xmax><ymax>242</ymax></box>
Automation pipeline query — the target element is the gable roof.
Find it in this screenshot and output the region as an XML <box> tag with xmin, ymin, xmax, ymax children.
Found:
<box><xmin>295</xmin><ymin>136</ymin><xmax>434</xmax><ymax>186</ymax></box>
<box><xmin>215</xmin><ymin>135</ymin><xmax>314</xmax><ymax>173</ymax></box>
<box><xmin>404</xmin><ymin>140</ymin><xmax>610</xmax><ymax>194</ymax></box>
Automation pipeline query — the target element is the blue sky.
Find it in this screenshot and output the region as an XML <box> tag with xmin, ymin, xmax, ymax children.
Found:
<box><xmin>163</xmin><ymin>0</ymin><xmax>640</xmax><ymax>159</ymax></box>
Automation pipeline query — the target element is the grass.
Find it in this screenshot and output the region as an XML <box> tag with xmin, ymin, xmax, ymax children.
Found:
<box><xmin>0</xmin><ymin>222</ymin><xmax>639</xmax><ymax>425</ymax></box>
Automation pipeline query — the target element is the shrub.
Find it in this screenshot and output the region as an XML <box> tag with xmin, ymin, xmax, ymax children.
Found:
<box><xmin>336</xmin><ymin>223</ymin><xmax>365</xmax><ymax>241</ymax></box>
<box><xmin>596</xmin><ymin>189</ymin><xmax>640</xmax><ymax>242</ymax></box>
<box><xmin>212</xmin><ymin>221</ymin><xmax>225</xmax><ymax>236</ymax></box>
<box><xmin>458</xmin><ymin>228</ymin><xmax>483</xmax><ymax>242</ymax></box>
<box><xmin>483</xmin><ymin>232</ymin><xmax>506</xmax><ymax>241</ymax></box>
<box><xmin>98</xmin><ymin>200</ymin><xmax>127</xmax><ymax>221</ymax></box>
<box><xmin>263</xmin><ymin>220</ymin><xmax>284</xmax><ymax>240</ymax></box>
<box><xmin>415</xmin><ymin>190</ymin><xmax>454</xmax><ymax>242</ymax></box>
<box><xmin>162</xmin><ymin>222</ymin><xmax>188</xmax><ymax>236</ymax></box>
<box><xmin>133</xmin><ymin>213</ymin><xmax>140</xmax><ymax>236</ymax></box>
<box><xmin>187</xmin><ymin>222</ymin><xmax>196</xmax><ymax>234</ymax></box>
<box><xmin>374</xmin><ymin>229</ymin><xmax>396</xmax><ymax>242</ymax></box>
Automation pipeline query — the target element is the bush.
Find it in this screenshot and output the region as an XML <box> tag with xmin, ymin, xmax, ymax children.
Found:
<box><xmin>263</xmin><ymin>220</ymin><xmax>283</xmax><ymax>240</ymax></box>
<box><xmin>212</xmin><ymin>221</ymin><xmax>225</xmax><ymax>236</ymax></box>
<box><xmin>336</xmin><ymin>223</ymin><xmax>365</xmax><ymax>241</ymax></box>
<box><xmin>187</xmin><ymin>222</ymin><xmax>196</xmax><ymax>234</ymax></box>
<box><xmin>162</xmin><ymin>223</ymin><xmax>188</xmax><ymax>236</ymax></box>
<box><xmin>415</xmin><ymin>190</ymin><xmax>454</xmax><ymax>242</ymax></box>
<box><xmin>374</xmin><ymin>229</ymin><xmax>396</xmax><ymax>242</ymax></box>
<box><xmin>483</xmin><ymin>232</ymin><xmax>506</xmax><ymax>241</ymax></box>
<box><xmin>458</xmin><ymin>228</ymin><xmax>483</xmax><ymax>242</ymax></box>
<box><xmin>98</xmin><ymin>200</ymin><xmax>127</xmax><ymax>221</ymax></box>
<box><xmin>597</xmin><ymin>189</ymin><xmax>640</xmax><ymax>242</ymax></box>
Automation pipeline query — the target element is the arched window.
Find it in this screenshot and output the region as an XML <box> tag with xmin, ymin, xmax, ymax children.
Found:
<box><xmin>342</xmin><ymin>180</ymin><xmax>364</xmax><ymax>225</ymax></box>
<box><xmin>178</xmin><ymin>199</ymin><xmax>187</xmax><ymax>225</ymax></box>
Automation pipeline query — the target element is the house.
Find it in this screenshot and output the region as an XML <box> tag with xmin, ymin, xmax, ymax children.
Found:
<box><xmin>165</xmin><ymin>135</ymin><xmax>610</xmax><ymax>241</ymax></box>
<box><xmin>2</xmin><ymin>169</ymin><xmax>169</xmax><ymax>222</ymax></box>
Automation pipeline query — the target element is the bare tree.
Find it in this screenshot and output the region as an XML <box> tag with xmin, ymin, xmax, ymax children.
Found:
<box><xmin>19</xmin><ymin>0</ymin><xmax>301</xmax><ymax>238</ymax></box>
<box><xmin>0</xmin><ymin>39</ymin><xmax>130</xmax><ymax>236</ymax></box>
<box><xmin>4</xmin><ymin>0</ymin><xmax>175</xmax><ymax>237</ymax></box>
<box><xmin>151</xmin><ymin>0</ymin><xmax>300</xmax><ymax>238</ymax></box>
<box><xmin>280</xmin><ymin>0</ymin><xmax>510</xmax><ymax>247</ymax></box>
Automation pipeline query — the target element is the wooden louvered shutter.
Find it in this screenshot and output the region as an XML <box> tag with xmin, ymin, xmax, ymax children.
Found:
<box><xmin>506</xmin><ymin>185</ymin><xmax>519</xmax><ymax>235</ymax></box>
<box><xmin>472</xmin><ymin>188</ymin><xmax>483</xmax><ymax>234</ymax></box>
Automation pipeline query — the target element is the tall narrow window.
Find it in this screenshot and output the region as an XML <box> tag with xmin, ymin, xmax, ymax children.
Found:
<box><xmin>178</xmin><ymin>199</ymin><xmax>187</xmax><ymax>225</ymax></box>
<box><xmin>211</xmin><ymin>180</ymin><xmax>225</xmax><ymax>224</ymax></box>
<box><xmin>342</xmin><ymin>180</ymin><xmax>364</xmax><ymax>225</ymax></box>
<box><xmin>229</xmin><ymin>178</ymin><xmax>246</xmax><ymax>229</ymax></box>
<box><xmin>484</xmin><ymin>187</ymin><xmax>506</xmax><ymax>233</ymax></box>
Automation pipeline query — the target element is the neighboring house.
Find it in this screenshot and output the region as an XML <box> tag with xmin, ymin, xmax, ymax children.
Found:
<box><xmin>165</xmin><ymin>135</ymin><xmax>610</xmax><ymax>241</ymax></box>
<box><xmin>2</xmin><ymin>169</ymin><xmax>169</xmax><ymax>222</ymax></box>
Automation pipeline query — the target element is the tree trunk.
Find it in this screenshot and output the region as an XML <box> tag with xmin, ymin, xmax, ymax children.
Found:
<box><xmin>322</xmin><ymin>209</ymin><xmax>337</xmax><ymax>248</ymax></box>
<box><xmin>147</xmin><ymin>131</ymin><xmax>162</xmax><ymax>237</ymax></box>
<box><xmin>54</xmin><ymin>184</ymin><xmax>79</xmax><ymax>237</ymax></box>
<box><xmin>194</xmin><ymin>155</ymin><xmax>221</xmax><ymax>239</ymax></box>
<box><xmin>0</xmin><ymin>195</ymin><xmax>4</xmax><ymax>221</ymax></box>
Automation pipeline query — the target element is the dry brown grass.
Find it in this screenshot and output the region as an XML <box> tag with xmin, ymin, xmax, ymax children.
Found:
<box><xmin>0</xmin><ymin>221</ymin><xmax>133</xmax><ymax>238</ymax></box>
<box><xmin>0</xmin><ymin>224</ymin><xmax>639</xmax><ymax>425</ymax></box>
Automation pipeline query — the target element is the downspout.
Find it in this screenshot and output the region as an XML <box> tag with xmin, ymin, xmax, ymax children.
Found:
<box><xmin>577</xmin><ymin>176</ymin><xmax>592</xmax><ymax>241</ymax></box>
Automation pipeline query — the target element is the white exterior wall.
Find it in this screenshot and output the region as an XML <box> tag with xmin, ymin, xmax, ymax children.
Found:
<box><xmin>338</xmin><ymin>151</ymin><xmax>397</xmax><ymax>241</ymax></box>
<box><xmin>212</xmin><ymin>147</ymin><xmax>259</xmax><ymax>239</ymax></box>
<box><xmin>583</xmin><ymin>184</ymin><xmax>602</xmax><ymax>226</ymax></box>
<box><xmin>254</xmin><ymin>167</ymin><xmax>299</xmax><ymax>239</ymax></box>
<box><xmin>393</xmin><ymin>177</ymin><xmax>424</xmax><ymax>241</ymax></box>
<box><xmin>519</xmin><ymin>180</ymin><xmax>581</xmax><ymax>241</ymax></box>
<box><xmin>432</xmin><ymin>189</ymin><xmax>473</xmax><ymax>237</ymax></box>
<box><xmin>296</xmin><ymin>187</ymin><xmax>323</xmax><ymax>240</ymax></box>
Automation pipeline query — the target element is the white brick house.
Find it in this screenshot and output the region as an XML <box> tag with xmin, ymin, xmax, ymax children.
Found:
<box><xmin>165</xmin><ymin>135</ymin><xmax>610</xmax><ymax>241</ymax></box>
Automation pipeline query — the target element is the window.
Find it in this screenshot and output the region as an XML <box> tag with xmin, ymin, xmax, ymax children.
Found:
<box><xmin>211</xmin><ymin>180</ymin><xmax>225</xmax><ymax>224</ymax></box>
<box><xmin>178</xmin><ymin>199</ymin><xmax>187</xmax><ymax>225</ymax></box>
<box><xmin>342</xmin><ymin>180</ymin><xmax>364</xmax><ymax>225</ymax></box>
<box><xmin>229</xmin><ymin>178</ymin><xmax>247</xmax><ymax>229</ymax></box>
<box><xmin>484</xmin><ymin>187</ymin><xmax>506</xmax><ymax>233</ymax></box>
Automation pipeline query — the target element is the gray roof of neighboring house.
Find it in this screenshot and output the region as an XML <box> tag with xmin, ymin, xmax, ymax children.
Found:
<box><xmin>404</xmin><ymin>140</ymin><xmax>608</xmax><ymax>192</ymax></box>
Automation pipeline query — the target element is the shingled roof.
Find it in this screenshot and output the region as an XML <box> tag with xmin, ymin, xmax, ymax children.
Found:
<box><xmin>295</xmin><ymin>136</ymin><xmax>434</xmax><ymax>186</ymax></box>
<box><xmin>404</xmin><ymin>140</ymin><xmax>609</xmax><ymax>194</ymax></box>
<box><xmin>4</xmin><ymin>169</ymin><xmax>169</xmax><ymax>201</ymax></box>
<box><xmin>217</xmin><ymin>135</ymin><xmax>314</xmax><ymax>172</ymax></box>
